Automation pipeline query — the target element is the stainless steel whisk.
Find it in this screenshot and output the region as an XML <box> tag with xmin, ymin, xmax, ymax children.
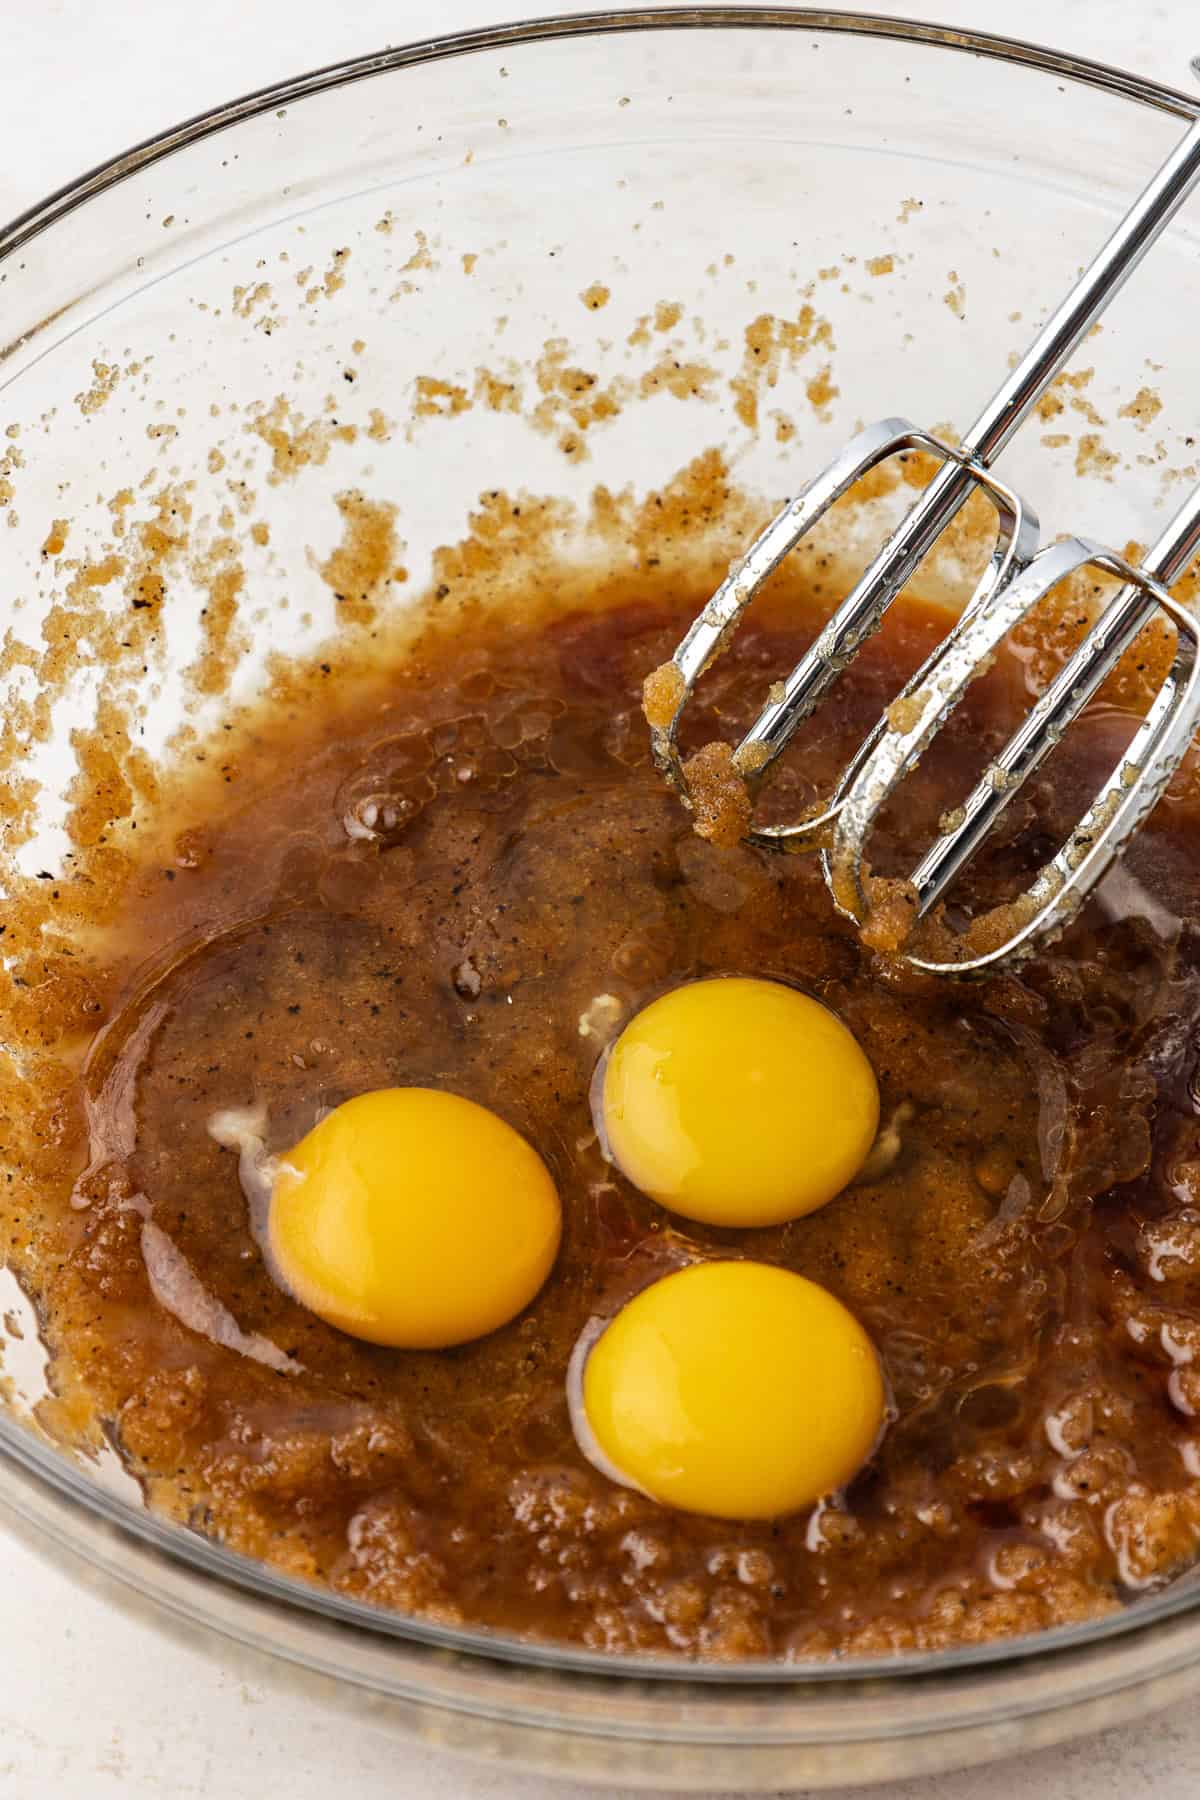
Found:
<box><xmin>649</xmin><ymin>114</ymin><xmax>1200</xmax><ymax>972</ymax></box>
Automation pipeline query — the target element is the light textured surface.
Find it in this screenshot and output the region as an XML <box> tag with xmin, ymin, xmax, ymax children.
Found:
<box><xmin>4</xmin><ymin>2</ymin><xmax>1200</xmax><ymax>1795</ymax></box>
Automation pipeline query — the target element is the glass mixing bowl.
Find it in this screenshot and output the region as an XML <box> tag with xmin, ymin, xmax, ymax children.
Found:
<box><xmin>4</xmin><ymin>9</ymin><xmax>1200</xmax><ymax>1788</ymax></box>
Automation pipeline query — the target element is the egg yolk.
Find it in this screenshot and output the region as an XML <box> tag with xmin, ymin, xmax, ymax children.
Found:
<box><xmin>270</xmin><ymin>1088</ymin><xmax>561</xmax><ymax>1349</ymax></box>
<box><xmin>581</xmin><ymin>1261</ymin><xmax>885</xmax><ymax>1519</ymax></box>
<box><xmin>601</xmin><ymin>977</ymin><xmax>879</xmax><ymax>1226</ymax></box>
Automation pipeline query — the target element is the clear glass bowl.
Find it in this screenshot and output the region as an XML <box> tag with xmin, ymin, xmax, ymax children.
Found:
<box><xmin>4</xmin><ymin>9</ymin><xmax>1200</xmax><ymax>1788</ymax></box>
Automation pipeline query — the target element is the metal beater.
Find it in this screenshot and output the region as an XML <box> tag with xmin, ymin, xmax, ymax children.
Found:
<box><xmin>648</xmin><ymin>115</ymin><xmax>1200</xmax><ymax>971</ymax></box>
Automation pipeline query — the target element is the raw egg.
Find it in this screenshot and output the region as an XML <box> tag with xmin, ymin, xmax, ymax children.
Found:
<box><xmin>270</xmin><ymin>1088</ymin><xmax>561</xmax><ymax>1349</ymax></box>
<box><xmin>578</xmin><ymin>1260</ymin><xmax>885</xmax><ymax>1519</ymax></box>
<box><xmin>600</xmin><ymin>977</ymin><xmax>879</xmax><ymax>1226</ymax></box>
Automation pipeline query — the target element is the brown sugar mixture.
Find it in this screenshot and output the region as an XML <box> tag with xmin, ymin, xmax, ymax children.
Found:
<box><xmin>15</xmin><ymin>558</ymin><xmax>1200</xmax><ymax>1661</ymax></box>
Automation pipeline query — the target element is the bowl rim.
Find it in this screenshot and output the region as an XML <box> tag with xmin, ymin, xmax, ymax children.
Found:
<box><xmin>1</xmin><ymin>4</ymin><xmax>1198</xmax><ymax>265</ymax></box>
<box><xmin>5</xmin><ymin>2</ymin><xmax>1200</xmax><ymax>1693</ymax></box>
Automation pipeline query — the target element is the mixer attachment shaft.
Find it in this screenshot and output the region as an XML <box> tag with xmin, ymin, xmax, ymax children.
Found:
<box><xmin>646</xmin><ymin>114</ymin><xmax>1200</xmax><ymax>969</ymax></box>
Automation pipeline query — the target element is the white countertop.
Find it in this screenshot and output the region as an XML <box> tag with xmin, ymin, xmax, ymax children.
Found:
<box><xmin>5</xmin><ymin>2</ymin><xmax>1200</xmax><ymax>1795</ymax></box>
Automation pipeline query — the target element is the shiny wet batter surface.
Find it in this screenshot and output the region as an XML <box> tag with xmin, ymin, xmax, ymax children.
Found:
<box><xmin>38</xmin><ymin>571</ymin><xmax>1200</xmax><ymax>1658</ymax></box>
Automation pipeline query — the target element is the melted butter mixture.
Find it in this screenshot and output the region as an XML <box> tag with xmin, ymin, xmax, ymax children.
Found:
<box><xmin>23</xmin><ymin>556</ymin><xmax>1200</xmax><ymax>1660</ymax></box>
